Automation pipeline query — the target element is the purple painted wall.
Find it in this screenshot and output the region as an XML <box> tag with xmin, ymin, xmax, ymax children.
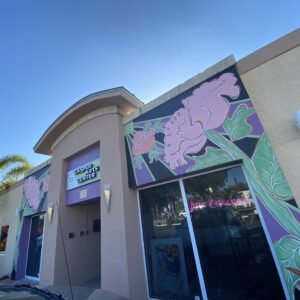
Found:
<box><xmin>15</xmin><ymin>217</ymin><xmax>31</xmax><ymax>280</ymax></box>
<box><xmin>66</xmin><ymin>144</ymin><xmax>100</xmax><ymax>205</ymax></box>
<box><xmin>12</xmin><ymin>165</ymin><xmax>50</xmax><ymax>280</ymax></box>
<box><xmin>124</xmin><ymin>66</ymin><xmax>300</xmax><ymax>298</ymax></box>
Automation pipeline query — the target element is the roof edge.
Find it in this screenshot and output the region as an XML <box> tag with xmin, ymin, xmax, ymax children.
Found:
<box><xmin>237</xmin><ymin>27</ymin><xmax>300</xmax><ymax>74</ymax></box>
<box><xmin>25</xmin><ymin>158</ymin><xmax>52</xmax><ymax>177</ymax></box>
<box><xmin>123</xmin><ymin>55</ymin><xmax>236</xmax><ymax>124</ymax></box>
<box><xmin>34</xmin><ymin>87</ymin><xmax>143</xmax><ymax>154</ymax></box>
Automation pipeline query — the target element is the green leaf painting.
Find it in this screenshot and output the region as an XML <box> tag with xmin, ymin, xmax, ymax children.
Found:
<box><xmin>253</xmin><ymin>134</ymin><xmax>293</xmax><ymax>201</ymax></box>
<box><xmin>206</xmin><ymin>130</ymin><xmax>300</xmax><ymax>235</ymax></box>
<box><xmin>275</xmin><ymin>236</ymin><xmax>300</xmax><ymax>299</ymax></box>
<box><xmin>133</xmin><ymin>154</ymin><xmax>143</xmax><ymax>169</ymax></box>
<box><xmin>144</xmin><ymin>122</ymin><xmax>152</xmax><ymax>132</ymax></box>
<box><xmin>152</xmin><ymin>120</ymin><xmax>164</xmax><ymax>133</ymax></box>
<box><xmin>223</xmin><ymin>104</ymin><xmax>255</xmax><ymax>140</ymax></box>
<box><xmin>124</xmin><ymin>122</ymin><xmax>134</xmax><ymax>136</ymax></box>
<box><xmin>148</xmin><ymin>146</ymin><xmax>162</xmax><ymax>164</ymax></box>
<box><xmin>187</xmin><ymin>147</ymin><xmax>233</xmax><ymax>173</ymax></box>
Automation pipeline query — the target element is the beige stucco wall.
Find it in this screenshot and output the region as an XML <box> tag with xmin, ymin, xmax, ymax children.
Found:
<box><xmin>240</xmin><ymin>45</ymin><xmax>300</xmax><ymax>206</ymax></box>
<box><xmin>55</xmin><ymin>200</ymin><xmax>101</xmax><ymax>285</ymax></box>
<box><xmin>39</xmin><ymin>107</ymin><xmax>147</xmax><ymax>299</ymax></box>
<box><xmin>0</xmin><ymin>182</ymin><xmax>23</xmax><ymax>277</ymax></box>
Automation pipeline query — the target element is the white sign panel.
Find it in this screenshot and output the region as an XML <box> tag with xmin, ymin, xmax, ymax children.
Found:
<box><xmin>67</xmin><ymin>158</ymin><xmax>101</xmax><ymax>191</ymax></box>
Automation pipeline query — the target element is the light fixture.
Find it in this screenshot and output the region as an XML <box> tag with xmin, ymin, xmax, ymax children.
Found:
<box><xmin>47</xmin><ymin>203</ymin><xmax>54</xmax><ymax>222</ymax></box>
<box><xmin>103</xmin><ymin>184</ymin><xmax>111</xmax><ymax>212</ymax></box>
<box><xmin>294</xmin><ymin>110</ymin><xmax>300</xmax><ymax>130</ymax></box>
<box><xmin>15</xmin><ymin>207</ymin><xmax>20</xmax><ymax>217</ymax></box>
<box><xmin>16</xmin><ymin>207</ymin><xmax>24</xmax><ymax>220</ymax></box>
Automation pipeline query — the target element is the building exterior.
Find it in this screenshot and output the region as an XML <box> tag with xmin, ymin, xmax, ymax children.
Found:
<box><xmin>1</xmin><ymin>28</ymin><xmax>300</xmax><ymax>300</ymax></box>
<box><xmin>0</xmin><ymin>180</ymin><xmax>23</xmax><ymax>278</ymax></box>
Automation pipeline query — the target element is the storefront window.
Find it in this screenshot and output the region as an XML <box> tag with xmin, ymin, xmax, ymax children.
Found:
<box><xmin>183</xmin><ymin>166</ymin><xmax>285</xmax><ymax>300</ymax></box>
<box><xmin>139</xmin><ymin>181</ymin><xmax>201</xmax><ymax>300</ymax></box>
<box><xmin>0</xmin><ymin>225</ymin><xmax>9</xmax><ymax>252</ymax></box>
<box><xmin>26</xmin><ymin>214</ymin><xmax>45</xmax><ymax>278</ymax></box>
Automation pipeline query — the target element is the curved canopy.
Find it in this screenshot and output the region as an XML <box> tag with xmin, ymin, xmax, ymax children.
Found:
<box><xmin>34</xmin><ymin>87</ymin><xmax>143</xmax><ymax>155</ymax></box>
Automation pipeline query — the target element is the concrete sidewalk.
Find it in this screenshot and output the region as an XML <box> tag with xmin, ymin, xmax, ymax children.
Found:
<box><xmin>0</xmin><ymin>280</ymin><xmax>129</xmax><ymax>299</ymax></box>
<box><xmin>45</xmin><ymin>285</ymin><xmax>129</xmax><ymax>300</ymax></box>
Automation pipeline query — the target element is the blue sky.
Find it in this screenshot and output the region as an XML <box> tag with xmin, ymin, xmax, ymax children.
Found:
<box><xmin>1</xmin><ymin>0</ymin><xmax>299</xmax><ymax>166</ymax></box>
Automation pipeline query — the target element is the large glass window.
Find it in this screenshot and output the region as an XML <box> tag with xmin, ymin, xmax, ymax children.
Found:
<box><xmin>26</xmin><ymin>214</ymin><xmax>45</xmax><ymax>278</ymax></box>
<box><xmin>183</xmin><ymin>166</ymin><xmax>285</xmax><ymax>300</ymax></box>
<box><xmin>139</xmin><ymin>181</ymin><xmax>201</xmax><ymax>300</ymax></box>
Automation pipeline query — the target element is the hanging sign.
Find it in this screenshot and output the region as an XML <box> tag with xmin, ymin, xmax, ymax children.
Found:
<box><xmin>67</xmin><ymin>158</ymin><xmax>101</xmax><ymax>191</ymax></box>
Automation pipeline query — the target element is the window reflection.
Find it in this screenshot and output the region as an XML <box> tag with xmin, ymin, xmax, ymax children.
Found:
<box><xmin>140</xmin><ymin>181</ymin><xmax>201</xmax><ymax>300</ymax></box>
<box><xmin>26</xmin><ymin>214</ymin><xmax>44</xmax><ymax>278</ymax></box>
<box><xmin>183</xmin><ymin>166</ymin><xmax>285</xmax><ymax>300</ymax></box>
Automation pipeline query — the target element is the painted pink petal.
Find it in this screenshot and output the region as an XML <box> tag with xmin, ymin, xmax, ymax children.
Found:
<box><xmin>163</xmin><ymin>72</ymin><xmax>240</xmax><ymax>170</ymax></box>
<box><xmin>165</xmin><ymin>133</ymin><xmax>207</xmax><ymax>170</ymax></box>
<box><xmin>164</xmin><ymin>108</ymin><xmax>190</xmax><ymax>156</ymax></box>
<box><xmin>183</xmin><ymin>98</ymin><xmax>211</xmax><ymax>130</ymax></box>
<box><xmin>205</xmin><ymin>98</ymin><xmax>229</xmax><ymax>129</ymax></box>
<box><xmin>132</xmin><ymin>129</ymin><xmax>156</xmax><ymax>155</ymax></box>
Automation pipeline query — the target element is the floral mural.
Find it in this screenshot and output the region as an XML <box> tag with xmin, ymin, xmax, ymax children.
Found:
<box><xmin>132</xmin><ymin>128</ymin><xmax>156</xmax><ymax>155</ymax></box>
<box><xmin>24</xmin><ymin>176</ymin><xmax>41</xmax><ymax>210</ymax></box>
<box><xmin>164</xmin><ymin>73</ymin><xmax>239</xmax><ymax>169</ymax></box>
<box><xmin>12</xmin><ymin>164</ymin><xmax>50</xmax><ymax>280</ymax></box>
<box><xmin>22</xmin><ymin>166</ymin><xmax>50</xmax><ymax>215</ymax></box>
<box><xmin>124</xmin><ymin>65</ymin><xmax>300</xmax><ymax>299</ymax></box>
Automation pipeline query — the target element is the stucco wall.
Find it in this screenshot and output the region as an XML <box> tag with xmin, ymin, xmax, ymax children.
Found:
<box><xmin>240</xmin><ymin>45</ymin><xmax>300</xmax><ymax>206</ymax></box>
<box><xmin>39</xmin><ymin>107</ymin><xmax>147</xmax><ymax>299</ymax></box>
<box><xmin>0</xmin><ymin>182</ymin><xmax>23</xmax><ymax>277</ymax></box>
<box><xmin>57</xmin><ymin>200</ymin><xmax>100</xmax><ymax>285</ymax></box>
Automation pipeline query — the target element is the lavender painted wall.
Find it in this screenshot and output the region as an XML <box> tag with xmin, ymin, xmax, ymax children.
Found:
<box><xmin>15</xmin><ymin>217</ymin><xmax>31</xmax><ymax>280</ymax></box>
<box><xmin>66</xmin><ymin>144</ymin><xmax>100</xmax><ymax>205</ymax></box>
<box><xmin>12</xmin><ymin>165</ymin><xmax>50</xmax><ymax>280</ymax></box>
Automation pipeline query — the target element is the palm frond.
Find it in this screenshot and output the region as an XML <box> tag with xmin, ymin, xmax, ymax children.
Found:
<box><xmin>0</xmin><ymin>179</ymin><xmax>17</xmax><ymax>192</ymax></box>
<box><xmin>0</xmin><ymin>154</ymin><xmax>33</xmax><ymax>190</ymax></box>
<box><xmin>0</xmin><ymin>155</ymin><xmax>29</xmax><ymax>169</ymax></box>
<box><xmin>2</xmin><ymin>164</ymin><xmax>32</xmax><ymax>182</ymax></box>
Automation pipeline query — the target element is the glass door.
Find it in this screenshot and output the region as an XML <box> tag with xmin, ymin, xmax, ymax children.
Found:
<box><xmin>139</xmin><ymin>166</ymin><xmax>287</xmax><ymax>299</ymax></box>
<box><xmin>139</xmin><ymin>181</ymin><xmax>202</xmax><ymax>299</ymax></box>
<box><xmin>182</xmin><ymin>166</ymin><xmax>285</xmax><ymax>300</ymax></box>
<box><xmin>25</xmin><ymin>214</ymin><xmax>45</xmax><ymax>279</ymax></box>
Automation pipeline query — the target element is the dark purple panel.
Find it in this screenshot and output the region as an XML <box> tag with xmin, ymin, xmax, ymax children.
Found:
<box><xmin>66</xmin><ymin>145</ymin><xmax>100</xmax><ymax>205</ymax></box>
<box><xmin>256</xmin><ymin>197</ymin><xmax>289</xmax><ymax>243</ymax></box>
<box><xmin>16</xmin><ymin>217</ymin><xmax>31</xmax><ymax>280</ymax></box>
<box><xmin>66</xmin><ymin>181</ymin><xmax>100</xmax><ymax>205</ymax></box>
<box><xmin>67</xmin><ymin>145</ymin><xmax>100</xmax><ymax>171</ymax></box>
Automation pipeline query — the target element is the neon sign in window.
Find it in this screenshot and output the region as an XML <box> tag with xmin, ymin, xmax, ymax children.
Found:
<box><xmin>189</xmin><ymin>196</ymin><xmax>250</xmax><ymax>213</ymax></box>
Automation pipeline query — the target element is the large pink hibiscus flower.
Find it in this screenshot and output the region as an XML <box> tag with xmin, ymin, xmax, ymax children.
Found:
<box><xmin>24</xmin><ymin>176</ymin><xmax>40</xmax><ymax>210</ymax></box>
<box><xmin>164</xmin><ymin>73</ymin><xmax>240</xmax><ymax>169</ymax></box>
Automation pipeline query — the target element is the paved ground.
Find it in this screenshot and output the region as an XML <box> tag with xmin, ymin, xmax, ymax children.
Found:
<box><xmin>45</xmin><ymin>284</ymin><xmax>95</xmax><ymax>300</ymax></box>
<box><xmin>0</xmin><ymin>276</ymin><xmax>129</xmax><ymax>299</ymax></box>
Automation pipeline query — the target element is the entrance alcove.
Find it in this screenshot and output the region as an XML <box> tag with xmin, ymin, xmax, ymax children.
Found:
<box><xmin>34</xmin><ymin>88</ymin><xmax>147</xmax><ymax>300</ymax></box>
<box><xmin>61</xmin><ymin>198</ymin><xmax>101</xmax><ymax>287</ymax></box>
<box><xmin>61</xmin><ymin>143</ymin><xmax>101</xmax><ymax>287</ymax></box>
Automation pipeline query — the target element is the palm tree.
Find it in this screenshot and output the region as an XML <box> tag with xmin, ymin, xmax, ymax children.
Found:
<box><xmin>0</xmin><ymin>154</ymin><xmax>33</xmax><ymax>191</ymax></box>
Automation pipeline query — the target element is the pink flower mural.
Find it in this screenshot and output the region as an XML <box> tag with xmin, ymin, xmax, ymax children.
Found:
<box><xmin>24</xmin><ymin>176</ymin><xmax>40</xmax><ymax>210</ymax></box>
<box><xmin>164</xmin><ymin>73</ymin><xmax>240</xmax><ymax>169</ymax></box>
<box><xmin>132</xmin><ymin>128</ymin><xmax>156</xmax><ymax>155</ymax></box>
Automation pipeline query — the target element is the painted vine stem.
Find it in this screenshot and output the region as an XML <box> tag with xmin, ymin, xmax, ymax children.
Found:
<box><xmin>206</xmin><ymin>130</ymin><xmax>300</xmax><ymax>299</ymax></box>
<box><xmin>205</xmin><ymin>130</ymin><xmax>300</xmax><ymax>238</ymax></box>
